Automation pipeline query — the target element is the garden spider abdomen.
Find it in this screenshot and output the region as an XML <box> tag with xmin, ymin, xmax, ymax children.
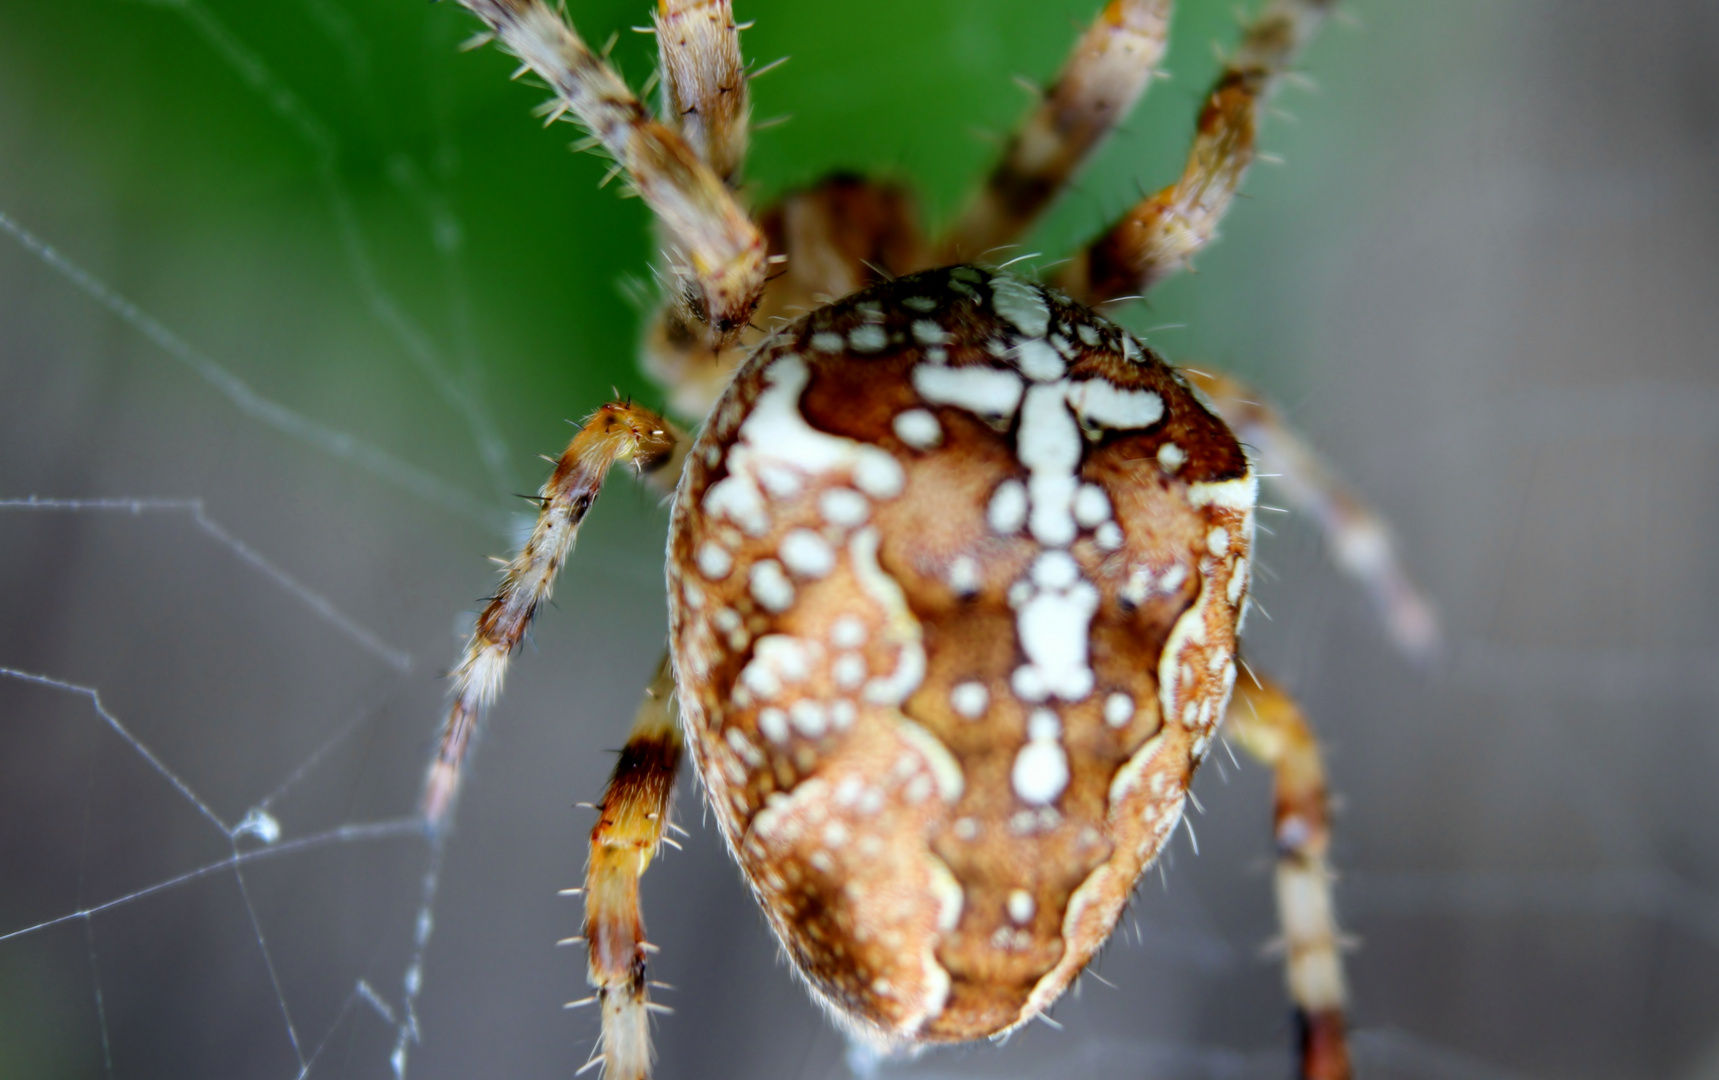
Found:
<box><xmin>424</xmin><ymin>2</ymin><xmax>1429</xmax><ymax>1077</ymax></box>
<box><xmin>668</xmin><ymin>266</ymin><xmax>1253</xmax><ymax>1044</ymax></box>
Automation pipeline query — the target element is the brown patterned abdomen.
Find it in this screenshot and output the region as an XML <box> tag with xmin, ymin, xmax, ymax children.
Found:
<box><xmin>667</xmin><ymin>267</ymin><xmax>1254</xmax><ymax>1046</ymax></box>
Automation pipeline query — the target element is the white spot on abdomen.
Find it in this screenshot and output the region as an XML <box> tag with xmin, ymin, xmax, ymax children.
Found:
<box><xmin>950</xmin><ymin>681</ymin><xmax>989</xmax><ymax>718</ymax></box>
<box><xmin>830</xmin><ymin>616</ymin><xmax>867</xmax><ymax>648</ymax></box>
<box><xmin>1104</xmin><ymin>692</ymin><xmax>1135</xmax><ymax>728</ymax></box>
<box><xmin>819</xmin><ymin>487</ymin><xmax>869</xmax><ymax>526</ymax></box>
<box><xmin>1007</xmin><ymin>890</ymin><xmax>1036</xmax><ymax>924</ymax></box>
<box><xmin>849</xmin><ymin>324</ymin><xmax>888</xmax><ymax>352</ymax></box>
<box><xmin>1017</xmin><ymin>384</ymin><xmax>1082</xmax><ymax>547</ymax></box>
<box><xmin>892</xmin><ymin>409</ymin><xmax>943</xmax><ymax>449</ymax></box>
<box><xmin>1074</xmin><ymin>484</ymin><xmax>1112</xmax><ymax>528</ymax></box>
<box><xmin>850</xmin><ymin>527</ymin><xmax>926</xmax><ymax>707</ymax></box>
<box><xmin>989</xmin><ymin>275</ymin><xmax>1050</xmax><ymax>338</ymax></box>
<box><xmin>702</xmin><ymin>473</ymin><xmax>769</xmax><ymax>536</ymax></box>
<box><xmin>988</xmin><ymin>479</ymin><xmax>1028</xmax><ymax>535</ymax></box>
<box><xmin>749</xmin><ymin>560</ymin><xmax>795</xmax><ymax>612</ymax></box>
<box><xmin>854</xmin><ymin>453</ymin><xmax>905</xmax><ymax>498</ymax></box>
<box><xmin>781</xmin><ymin>529</ymin><xmax>836</xmax><ymax>578</ymax></box>
<box><xmin>790</xmin><ymin>700</ymin><xmax>829</xmax><ymax>737</ymax></box>
<box><xmin>948</xmin><ymin>555</ymin><xmax>981</xmax><ymax>596</ymax></box>
<box><xmin>696</xmin><ymin>540</ymin><xmax>732</xmax><ymax>580</ymax></box>
<box><xmin>1013</xmin><ymin>339</ymin><xmax>1065</xmax><ymax>382</ymax></box>
<box><xmin>1030</xmin><ymin>550</ymin><xmax>1079</xmax><ymax>590</ymax></box>
<box><xmin>728</xmin><ymin>354</ymin><xmax>907</xmax><ymax>512</ymax></box>
<box><xmin>1012</xmin><ymin>709</ymin><xmax>1069</xmax><ymax>805</ymax></box>
<box><xmin>913</xmin><ymin>364</ymin><xmax>1025</xmax><ymax>417</ymax></box>
<box><xmin>1015</xmin><ymin>576</ymin><xmax>1100</xmax><ymax>701</ymax></box>
<box><xmin>911</xmin><ymin>319</ymin><xmax>949</xmax><ymax>345</ymax></box>
<box><xmin>1065</xmin><ymin>379</ymin><xmax>1164</xmax><ymax>431</ymax></box>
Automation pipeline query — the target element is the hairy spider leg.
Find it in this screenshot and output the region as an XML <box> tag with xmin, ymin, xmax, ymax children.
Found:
<box><xmin>1060</xmin><ymin>0</ymin><xmax>1337</xmax><ymax>306</ymax></box>
<box><xmin>1224</xmin><ymin>669</ymin><xmax>1352</xmax><ymax>1080</ymax></box>
<box><xmin>1187</xmin><ymin>368</ymin><xmax>1442</xmax><ymax>661</ymax></box>
<box><xmin>581</xmin><ymin>653</ymin><xmax>684</xmax><ymax>1080</ymax></box>
<box><xmin>451</xmin><ymin>0</ymin><xmax>766</xmax><ymax>346</ymax></box>
<box><xmin>653</xmin><ymin>0</ymin><xmax>751</xmax><ymax>184</ymax></box>
<box><xmin>424</xmin><ymin>402</ymin><xmax>683</xmax><ymax>824</ymax></box>
<box><xmin>938</xmin><ymin>0</ymin><xmax>1175</xmax><ymax>263</ymax></box>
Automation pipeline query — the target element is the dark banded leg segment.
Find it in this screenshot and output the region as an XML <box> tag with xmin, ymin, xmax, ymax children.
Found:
<box><xmin>1187</xmin><ymin>368</ymin><xmax>1440</xmax><ymax>661</ymax></box>
<box><xmin>938</xmin><ymin>0</ymin><xmax>1175</xmax><ymax>262</ymax></box>
<box><xmin>423</xmin><ymin>402</ymin><xmax>682</xmax><ymax>824</ymax></box>
<box><xmin>1224</xmin><ymin>669</ymin><xmax>1351</xmax><ymax>1080</ymax></box>
<box><xmin>1059</xmin><ymin>0</ymin><xmax>1336</xmax><ymax>305</ymax></box>
<box><xmin>583</xmin><ymin>654</ymin><xmax>683</xmax><ymax>1080</ymax></box>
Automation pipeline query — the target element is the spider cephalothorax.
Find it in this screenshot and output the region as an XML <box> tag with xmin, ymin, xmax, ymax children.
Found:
<box><xmin>422</xmin><ymin>3</ymin><xmax>1434</xmax><ymax>1079</ymax></box>
<box><xmin>670</xmin><ymin>266</ymin><xmax>1252</xmax><ymax>1042</ymax></box>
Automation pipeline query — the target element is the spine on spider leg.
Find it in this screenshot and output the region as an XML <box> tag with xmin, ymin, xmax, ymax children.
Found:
<box><xmin>451</xmin><ymin>0</ymin><xmax>765</xmax><ymax>346</ymax></box>
<box><xmin>583</xmin><ymin>657</ymin><xmax>682</xmax><ymax>1080</ymax></box>
<box><xmin>1186</xmin><ymin>369</ymin><xmax>1441</xmax><ymax>661</ymax></box>
<box><xmin>940</xmin><ymin>0</ymin><xmax>1175</xmax><ymax>261</ymax></box>
<box><xmin>423</xmin><ymin>404</ymin><xmax>680</xmax><ymax>825</ymax></box>
<box><xmin>1226</xmin><ymin>673</ymin><xmax>1351</xmax><ymax>1080</ymax></box>
<box><xmin>1059</xmin><ymin>0</ymin><xmax>1337</xmax><ymax>304</ymax></box>
<box><xmin>653</xmin><ymin>0</ymin><xmax>750</xmax><ymax>184</ymax></box>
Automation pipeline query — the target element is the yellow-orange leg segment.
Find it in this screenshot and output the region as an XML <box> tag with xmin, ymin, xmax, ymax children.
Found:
<box><xmin>1059</xmin><ymin>0</ymin><xmax>1336</xmax><ymax>305</ymax></box>
<box><xmin>939</xmin><ymin>0</ymin><xmax>1174</xmax><ymax>262</ymax></box>
<box><xmin>423</xmin><ymin>402</ymin><xmax>682</xmax><ymax>824</ymax></box>
<box><xmin>654</xmin><ymin>0</ymin><xmax>750</xmax><ymax>184</ymax></box>
<box><xmin>582</xmin><ymin>654</ymin><xmax>683</xmax><ymax>1080</ymax></box>
<box><xmin>450</xmin><ymin>0</ymin><xmax>765</xmax><ymax>346</ymax></box>
<box><xmin>1225</xmin><ymin>670</ymin><xmax>1350</xmax><ymax>1080</ymax></box>
<box><xmin>1187</xmin><ymin>368</ymin><xmax>1441</xmax><ymax>660</ymax></box>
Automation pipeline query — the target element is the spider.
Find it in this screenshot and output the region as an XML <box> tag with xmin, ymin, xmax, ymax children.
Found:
<box><xmin>420</xmin><ymin>2</ymin><xmax>1437</xmax><ymax>1078</ymax></box>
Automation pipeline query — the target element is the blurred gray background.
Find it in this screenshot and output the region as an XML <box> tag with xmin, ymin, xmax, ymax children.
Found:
<box><xmin>1</xmin><ymin>0</ymin><xmax>1716</xmax><ymax>1077</ymax></box>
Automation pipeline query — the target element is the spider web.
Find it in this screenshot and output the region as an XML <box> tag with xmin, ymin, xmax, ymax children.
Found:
<box><xmin>3</xmin><ymin>2</ymin><xmax>1718</xmax><ymax>1080</ymax></box>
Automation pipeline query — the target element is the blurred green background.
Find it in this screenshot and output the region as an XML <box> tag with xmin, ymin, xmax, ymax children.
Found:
<box><xmin>2</xmin><ymin>1</ymin><xmax>1717</xmax><ymax>1078</ymax></box>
